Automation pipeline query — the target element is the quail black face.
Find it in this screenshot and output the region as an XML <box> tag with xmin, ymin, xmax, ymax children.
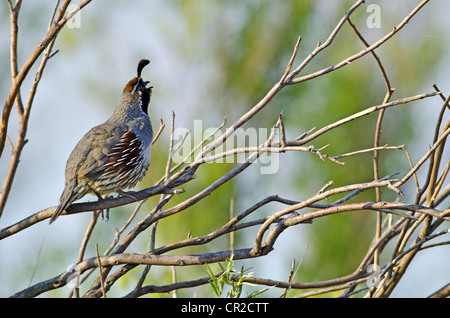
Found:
<box><xmin>138</xmin><ymin>81</ymin><xmax>152</xmax><ymax>115</ymax></box>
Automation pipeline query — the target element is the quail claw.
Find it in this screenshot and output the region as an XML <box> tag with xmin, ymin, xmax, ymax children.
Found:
<box><xmin>99</xmin><ymin>208</ymin><xmax>110</xmax><ymax>221</ymax></box>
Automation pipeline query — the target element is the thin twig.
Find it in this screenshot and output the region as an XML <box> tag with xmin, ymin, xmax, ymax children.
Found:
<box><xmin>95</xmin><ymin>244</ymin><xmax>106</xmax><ymax>298</ymax></box>
<box><xmin>280</xmin><ymin>35</ymin><xmax>302</xmax><ymax>84</ymax></box>
<box><xmin>152</xmin><ymin>118</ymin><xmax>165</xmax><ymax>145</ymax></box>
<box><xmin>72</xmin><ymin>211</ymin><xmax>100</xmax><ymax>297</ymax></box>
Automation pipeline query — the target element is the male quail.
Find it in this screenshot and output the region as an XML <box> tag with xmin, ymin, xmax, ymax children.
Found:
<box><xmin>49</xmin><ymin>59</ymin><xmax>153</xmax><ymax>224</ymax></box>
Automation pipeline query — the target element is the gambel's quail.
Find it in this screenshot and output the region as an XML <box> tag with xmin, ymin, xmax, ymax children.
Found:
<box><xmin>49</xmin><ymin>59</ymin><xmax>153</xmax><ymax>224</ymax></box>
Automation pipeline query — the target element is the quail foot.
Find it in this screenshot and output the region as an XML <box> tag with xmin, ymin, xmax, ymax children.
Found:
<box><xmin>49</xmin><ymin>59</ymin><xmax>153</xmax><ymax>224</ymax></box>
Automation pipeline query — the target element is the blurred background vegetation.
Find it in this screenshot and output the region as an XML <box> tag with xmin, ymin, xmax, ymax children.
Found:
<box><xmin>0</xmin><ymin>0</ymin><xmax>448</xmax><ymax>297</ymax></box>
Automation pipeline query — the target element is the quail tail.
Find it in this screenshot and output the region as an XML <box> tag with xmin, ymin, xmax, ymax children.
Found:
<box><xmin>49</xmin><ymin>200</ymin><xmax>70</xmax><ymax>224</ymax></box>
<box><xmin>49</xmin><ymin>189</ymin><xmax>77</xmax><ymax>224</ymax></box>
